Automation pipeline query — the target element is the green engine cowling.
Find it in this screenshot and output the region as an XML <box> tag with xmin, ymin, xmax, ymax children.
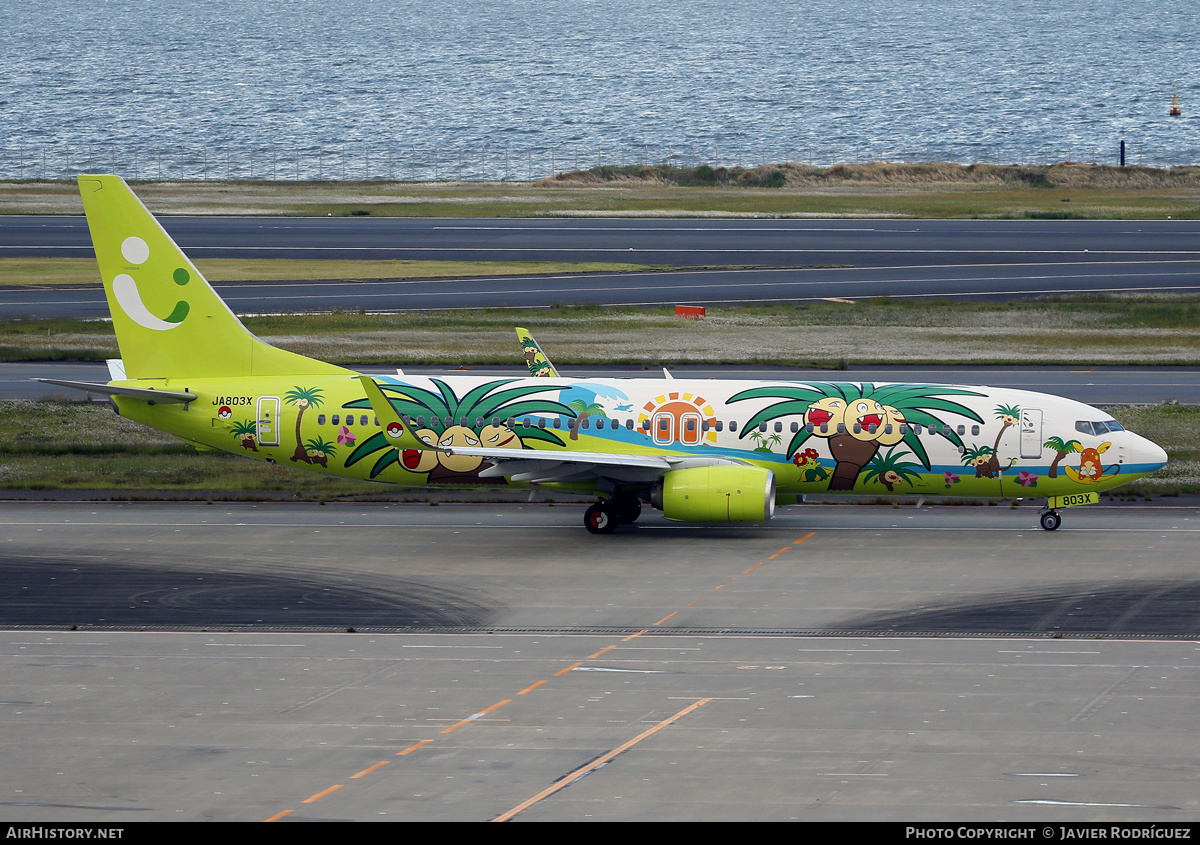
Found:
<box><xmin>651</xmin><ymin>465</ymin><xmax>776</xmax><ymax>523</ymax></box>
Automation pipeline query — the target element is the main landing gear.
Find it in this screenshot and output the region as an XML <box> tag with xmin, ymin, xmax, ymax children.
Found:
<box><xmin>1039</xmin><ymin>509</ymin><xmax>1062</xmax><ymax>531</ymax></box>
<box><xmin>584</xmin><ymin>494</ymin><xmax>643</xmax><ymax>534</ymax></box>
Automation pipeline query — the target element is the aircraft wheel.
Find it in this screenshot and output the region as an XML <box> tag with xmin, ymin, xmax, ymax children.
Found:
<box><xmin>1039</xmin><ymin>510</ymin><xmax>1061</xmax><ymax>531</ymax></box>
<box><xmin>610</xmin><ymin>494</ymin><xmax>642</xmax><ymax>524</ymax></box>
<box><xmin>584</xmin><ymin>502</ymin><xmax>617</xmax><ymax>534</ymax></box>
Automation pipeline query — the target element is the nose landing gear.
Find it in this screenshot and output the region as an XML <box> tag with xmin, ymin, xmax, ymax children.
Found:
<box><xmin>1039</xmin><ymin>509</ymin><xmax>1061</xmax><ymax>531</ymax></box>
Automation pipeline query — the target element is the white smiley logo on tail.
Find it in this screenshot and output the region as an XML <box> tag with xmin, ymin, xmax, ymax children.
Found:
<box><xmin>112</xmin><ymin>236</ymin><xmax>190</xmax><ymax>331</ymax></box>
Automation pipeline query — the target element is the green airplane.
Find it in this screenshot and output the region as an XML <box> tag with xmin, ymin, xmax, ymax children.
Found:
<box><xmin>42</xmin><ymin>176</ymin><xmax>1168</xmax><ymax>533</ymax></box>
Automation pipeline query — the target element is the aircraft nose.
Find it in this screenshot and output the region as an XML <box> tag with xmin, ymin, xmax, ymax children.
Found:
<box><xmin>1133</xmin><ymin>433</ymin><xmax>1168</xmax><ymax>471</ymax></box>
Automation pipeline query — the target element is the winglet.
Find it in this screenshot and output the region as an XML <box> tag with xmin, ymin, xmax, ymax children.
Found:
<box><xmin>516</xmin><ymin>327</ymin><xmax>559</xmax><ymax>378</ymax></box>
<box><xmin>356</xmin><ymin>376</ymin><xmax>443</xmax><ymax>452</ymax></box>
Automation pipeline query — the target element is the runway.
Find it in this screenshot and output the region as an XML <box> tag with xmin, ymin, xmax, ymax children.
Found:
<box><xmin>3</xmin><ymin>500</ymin><xmax>1200</xmax><ymax>821</ymax></box>
<box><xmin>8</xmin><ymin>361</ymin><xmax>1200</xmax><ymax>405</ymax></box>
<box><xmin>5</xmin><ymin>217</ymin><xmax>1200</xmax><ymax>318</ymax></box>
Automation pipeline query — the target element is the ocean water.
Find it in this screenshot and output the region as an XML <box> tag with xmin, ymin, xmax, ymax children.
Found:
<box><xmin>2</xmin><ymin>0</ymin><xmax>1198</xmax><ymax>180</ymax></box>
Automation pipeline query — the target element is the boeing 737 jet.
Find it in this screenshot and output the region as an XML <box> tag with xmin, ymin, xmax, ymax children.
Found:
<box><xmin>41</xmin><ymin>175</ymin><xmax>1169</xmax><ymax>533</ymax></box>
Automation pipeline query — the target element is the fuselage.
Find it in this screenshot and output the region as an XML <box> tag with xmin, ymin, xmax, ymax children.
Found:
<box><xmin>113</xmin><ymin>372</ymin><xmax>1168</xmax><ymax>500</ymax></box>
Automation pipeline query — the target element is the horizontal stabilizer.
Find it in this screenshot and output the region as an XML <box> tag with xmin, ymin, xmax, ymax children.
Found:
<box><xmin>35</xmin><ymin>378</ymin><xmax>197</xmax><ymax>404</ymax></box>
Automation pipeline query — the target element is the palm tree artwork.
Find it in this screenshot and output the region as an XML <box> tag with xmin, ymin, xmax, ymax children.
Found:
<box><xmin>230</xmin><ymin>419</ymin><xmax>259</xmax><ymax>451</ymax></box>
<box><xmin>284</xmin><ymin>385</ymin><xmax>325</xmax><ymax>465</ymax></box>
<box><xmin>341</xmin><ymin>378</ymin><xmax>577</xmax><ymax>482</ymax></box>
<box><xmin>567</xmin><ymin>399</ymin><xmax>607</xmax><ymax>441</ymax></box>
<box><xmin>1042</xmin><ymin>436</ymin><xmax>1083</xmax><ymax>478</ymax></box>
<box><xmin>727</xmin><ymin>382</ymin><xmax>986</xmax><ymax>491</ymax></box>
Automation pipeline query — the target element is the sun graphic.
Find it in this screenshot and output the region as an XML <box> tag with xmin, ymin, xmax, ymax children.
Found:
<box><xmin>637</xmin><ymin>392</ymin><xmax>718</xmax><ymax>446</ymax></box>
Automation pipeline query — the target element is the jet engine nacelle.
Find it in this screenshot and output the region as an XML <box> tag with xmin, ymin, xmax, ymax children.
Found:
<box><xmin>651</xmin><ymin>465</ymin><xmax>776</xmax><ymax>523</ymax></box>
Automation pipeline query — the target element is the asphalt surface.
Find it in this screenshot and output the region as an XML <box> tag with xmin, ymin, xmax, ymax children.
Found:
<box><xmin>2</xmin><ymin>500</ymin><xmax>1199</xmax><ymax>822</ymax></box>
<box><xmin>4</xmin><ymin>217</ymin><xmax>1200</xmax><ymax>318</ymax></box>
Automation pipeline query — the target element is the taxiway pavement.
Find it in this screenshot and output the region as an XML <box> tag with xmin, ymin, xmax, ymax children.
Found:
<box><xmin>2</xmin><ymin>500</ymin><xmax>1199</xmax><ymax>822</ymax></box>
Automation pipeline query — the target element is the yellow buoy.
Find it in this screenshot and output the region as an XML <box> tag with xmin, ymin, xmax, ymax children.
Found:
<box><xmin>1170</xmin><ymin>83</ymin><xmax>1182</xmax><ymax>117</ymax></box>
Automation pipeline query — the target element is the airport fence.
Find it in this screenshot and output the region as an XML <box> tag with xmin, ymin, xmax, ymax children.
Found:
<box><xmin>1</xmin><ymin>141</ymin><xmax>1196</xmax><ymax>182</ymax></box>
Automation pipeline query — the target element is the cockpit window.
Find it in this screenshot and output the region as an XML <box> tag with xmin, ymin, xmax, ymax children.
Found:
<box><xmin>1075</xmin><ymin>420</ymin><xmax>1125</xmax><ymax>436</ymax></box>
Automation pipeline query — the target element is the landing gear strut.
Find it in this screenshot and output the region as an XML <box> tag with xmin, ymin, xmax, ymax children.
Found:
<box><xmin>1039</xmin><ymin>509</ymin><xmax>1061</xmax><ymax>531</ymax></box>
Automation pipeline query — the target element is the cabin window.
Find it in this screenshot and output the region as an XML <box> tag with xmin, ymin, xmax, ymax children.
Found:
<box><xmin>625</xmin><ymin>419</ymin><xmax>634</xmax><ymax>430</ymax></box>
<box><xmin>790</xmin><ymin>422</ymin><xmax>799</xmax><ymax>433</ymax></box>
<box><xmin>701</xmin><ymin>420</ymin><xmax>710</xmax><ymax>431</ymax></box>
<box><xmin>758</xmin><ymin>422</ymin><xmax>767</xmax><ymax>433</ymax></box>
<box><xmin>853</xmin><ymin>423</ymin><xmax>861</xmax><ymax>434</ymax></box>
<box><xmin>522</xmin><ymin>417</ymin><xmax>531</xmax><ymax>428</ymax></box>
<box><xmin>552</xmin><ymin>417</ymin><xmax>561</xmax><ymax>429</ymax></box>
<box><xmin>715</xmin><ymin>420</ymin><xmax>724</xmax><ymax>432</ymax></box>
<box><xmin>806</xmin><ymin>423</ymin><xmax>814</xmax><ymax>433</ymax></box>
<box><xmin>317</xmin><ymin>414</ymin><xmax>326</xmax><ymax>425</ymax></box>
<box><xmin>957</xmin><ymin>425</ymin><xmax>965</xmax><ymax>436</ymax></box>
<box><xmin>837</xmin><ymin>423</ymin><xmax>846</xmax><ymax>434</ymax></box>
<box><xmin>971</xmin><ymin>425</ymin><xmax>980</xmax><ymax>436</ymax></box>
<box><xmin>729</xmin><ymin>421</ymin><xmax>738</xmax><ymax>432</ymax></box>
<box><xmin>884</xmin><ymin>424</ymin><xmax>892</xmax><ymax>434</ymax></box>
<box><xmin>332</xmin><ymin>414</ymin><xmax>340</xmax><ymax>425</ymax></box>
<box><xmin>537</xmin><ymin>418</ymin><xmax>546</xmax><ymax>429</ymax></box>
<box><xmin>773</xmin><ymin>422</ymin><xmax>782</xmax><ymax>433</ymax></box>
<box><xmin>610</xmin><ymin>418</ymin><xmax>619</xmax><ymax>430</ymax></box>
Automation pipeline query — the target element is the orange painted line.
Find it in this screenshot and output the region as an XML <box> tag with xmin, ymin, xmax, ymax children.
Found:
<box><xmin>795</xmin><ymin>532</ymin><xmax>816</xmax><ymax>544</ymax></box>
<box><xmin>518</xmin><ymin>679</ymin><xmax>549</xmax><ymax>695</ymax></box>
<box><xmin>351</xmin><ymin>761</ymin><xmax>389</xmax><ymax>779</ymax></box>
<box><xmin>263</xmin><ymin>809</ymin><xmax>293</xmax><ymax>822</ymax></box>
<box><xmin>555</xmin><ymin>662</ymin><xmax>583</xmax><ymax>676</ymax></box>
<box><xmin>492</xmin><ymin>698</ymin><xmax>714</xmax><ymax>822</ymax></box>
<box><xmin>742</xmin><ymin>561</ymin><xmax>766</xmax><ymax>574</ymax></box>
<box><xmin>397</xmin><ymin>739</ymin><xmax>434</xmax><ymax>756</ymax></box>
<box><xmin>440</xmin><ymin>699</ymin><xmax>512</xmax><ymax>734</ymax></box>
<box><xmin>302</xmin><ymin>784</ymin><xmax>344</xmax><ymax>804</ymax></box>
<box><xmin>589</xmin><ymin>644</ymin><xmax>618</xmax><ymax>659</ymax></box>
<box><xmin>685</xmin><ymin>595</ymin><xmax>706</xmax><ymax>607</ymax></box>
<box><xmin>622</xmin><ymin>630</ymin><xmax>647</xmax><ymax>642</ymax></box>
<box><xmin>654</xmin><ymin>611</ymin><xmax>678</xmax><ymax>626</ymax></box>
<box><xmin>713</xmin><ymin>578</ymin><xmax>734</xmax><ymax>590</ymax></box>
<box><xmin>768</xmin><ymin>546</ymin><xmax>791</xmax><ymax>559</ymax></box>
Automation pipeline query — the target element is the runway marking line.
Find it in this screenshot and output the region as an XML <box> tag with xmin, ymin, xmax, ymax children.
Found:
<box><xmin>263</xmin><ymin>809</ymin><xmax>293</xmax><ymax>822</ymax></box>
<box><xmin>654</xmin><ymin>611</ymin><xmax>678</xmax><ymax>626</ymax></box>
<box><xmin>622</xmin><ymin>630</ymin><xmax>648</xmax><ymax>641</ymax></box>
<box><xmin>351</xmin><ymin>761</ymin><xmax>389</xmax><ymax>778</ymax></box>
<box><xmin>588</xmin><ymin>644</ymin><xmax>618</xmax><ymax>659</ymax></box>
<box><xmin>397</xmin><ymin>739</ymin><xmax>434</xmax><ymax>755</ymax></box>
<box><xmin>555</xmin><ymin>662</ymin><xmax>583</xmax><ymax>676</ymax></box>
<box><xmin>742</xmin><ymin>561</ymin><xmax>766</xmax><ymax>574</ymax></box>
<box><xmin>440</xmin><ymin>699</ymin><xmax>512</xmax><ymax>734</ymax></box>
<box><xmin>302</xmin><ymin>784</ymin><xmax>343</xmax><ymax>803</ymax></box>
<box><xmin>768</xmin><ymin>546</ymin><xmax>791</xmax><ymax>559</ymax></box>
<box><xmin>491</xmin><ymin>698</ymin><xmax>715</xmax><ymax>822</ymax></box>
<box><xmin>518</xmin><ymin>679</ymin><xmax>549</xmax><ymax>694</ymax></box>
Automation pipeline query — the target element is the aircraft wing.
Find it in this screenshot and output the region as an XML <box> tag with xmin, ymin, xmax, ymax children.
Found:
<box><xmin>453</xmin><ymin>445</ymin><xmax>748</xmax><ymax>484</ymax></box>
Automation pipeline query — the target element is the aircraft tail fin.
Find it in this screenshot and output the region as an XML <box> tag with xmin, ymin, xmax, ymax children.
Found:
<box><xmin>78</xmin><ymin>175</ymin><xmax>348</xmax><ymax>381</ymax></box>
